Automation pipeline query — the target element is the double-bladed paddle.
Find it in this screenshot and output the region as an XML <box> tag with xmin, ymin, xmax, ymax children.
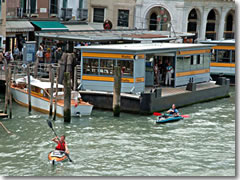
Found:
<box><xmin>153</xmin><ymin>112</ymin><xmax>190</xmax><ymax>118</ymax></box>
<box><xmin>46</xmin><ymin>119</ymin><xmax>73</xmax><ymax>163</ymax></box>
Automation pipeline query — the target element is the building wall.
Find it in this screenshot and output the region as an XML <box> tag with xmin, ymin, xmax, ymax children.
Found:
<box><xmin>0</xmin><ymin>0</ymin><xmax>6</xmax><ymax>49</ymax></box>
<box><xmin>88</xmin><ymin>0</ymin><xmax>136</xmax><ymax>29</ymax></box>
<box><xmin>135</xmin><ymin>0</ymin><xmax>235</xmax><ymax>40</ymax></box>
<box><xmin>37</xmin><ymin>0</ymin><xmax>50</xmax><ymax>18</ymax></box>
<box><xmin>58</xmin><ymin>0</ymin><xmax>88</xmax><ymax>20</ymax></box>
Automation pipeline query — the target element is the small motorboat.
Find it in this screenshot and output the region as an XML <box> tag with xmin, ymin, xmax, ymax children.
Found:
<box><xmin>156</xmin><ymin>114</ymin><xmax>184</xmax><ymax>124</ymax></box>
<box><xmin>48</xmin><ymin>150</ymin><xmax>68</xmax><ymax>165</ymax></box>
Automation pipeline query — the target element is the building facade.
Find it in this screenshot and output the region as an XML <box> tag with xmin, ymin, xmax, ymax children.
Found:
<box><xmin>88</xmin><ymin>0</ymin><xmax>136</xmax><ymax>29</ymax></box>
<box><xmin>134</xmin><ymin>0</ymin><xmax>235</xmax><ymax>40</ymax></box>
<box><xmin>0</xmin><ymin>0</ymin><xmax>6</xmax><ymax>49</ymax></box>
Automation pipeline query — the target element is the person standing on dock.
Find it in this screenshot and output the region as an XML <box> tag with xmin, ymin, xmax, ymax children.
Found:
<box><xmin>0</xmin><ymin>49</ymin><xmax>5</xmax><ymax>64</ymax></box>
<box><xmin>165</xmin><ymin>62</ymin><xmax>173</xmax><ymax>86</ymax></box>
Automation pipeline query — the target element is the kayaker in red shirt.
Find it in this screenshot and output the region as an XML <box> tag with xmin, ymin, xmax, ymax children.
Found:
<box><xmin>52</xmin><ymin>135</ymin><xmax>69</xmax><ymax>154</ymax></box>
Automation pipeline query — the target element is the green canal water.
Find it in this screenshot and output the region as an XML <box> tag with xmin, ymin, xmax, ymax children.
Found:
<box><xmin>0</xmin><ymin>87</ymin><xmax>235</xmax><ymax>176</ymax></box>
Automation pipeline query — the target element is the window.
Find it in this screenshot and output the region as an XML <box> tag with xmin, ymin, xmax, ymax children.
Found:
<box><xmin>197</xmin><ymin>55</ymin><xmax>201</xmax><ymax>64</ymax></box>
<box><xmin>211</xmin><ymin>49</ymin><xmax>216</xmax><ymax>62</ymax></box>
<box><xmin>62</xmin><ymin>0</ymin><xmax>68</xmax><ymax>8</ymax></box>
<box><xmin>50</xmin><ymin>0</ymin><xmax>58</xmax><ymax>14</ymax></box>
<box><xmin>99</xmin><ymin>59</ymin><xmax>114</xmax><ymax>75</ymax></box>
<box><xmin>217</xmin><ymin>50</ymin><xmax>231</xmax><ymax>63</ymax></box>
<box><xmin>30</xmin><ymin>0</ymin><xmax>36</xmax><ymax>14</ymax></box>
<box><xmin>232</xmin><ymin>50</ymin><xmax>235</xmax><ymax>63</ymax></box>
<box><xmin>117</xmin><ymin>60</ymin><xmax>133</xmax><ymax>77</ymax></box>
<box><xmin>83</xmin><ymin>58</ymin><xmax>99</xmax><ymax>75</ymax></box>
<box><xmin>79</xmin><ymin>0</ymin><xmax>83</xmax><ymax>9</ymax></box>
<box><xmin>118</xmin><ymin>10</ymin><xmax>129</xmax><ymax>27</ymax></box>
<box><xmin>93</xmin><ymin>8</ymin><xmax>104</xmax><ymax>23</ymax></box>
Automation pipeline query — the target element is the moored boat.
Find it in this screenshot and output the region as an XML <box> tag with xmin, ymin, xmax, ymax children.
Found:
<box><xmin>156</xmin><ymin>114</ymin><xmax>184</xmax><ymax>124</ymax></box>
<box><xmin>48</xmin><ymin>150</ymin><xmax>68</xmax><ymax>165</ymax></box>
<box><xmin>11</xmin><ymin>76</ymin><xmax>93</xmax><ymax>117</ymax></box>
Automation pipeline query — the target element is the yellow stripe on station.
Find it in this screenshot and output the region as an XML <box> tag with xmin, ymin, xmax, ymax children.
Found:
<box><xmin>82</xmin><ymin>52</ymin><xmax>135</xmax><ymax>59</ymax></box>
<box><xmin>211</xmin><ymin>62</ymin><xmax>235</xmax><ymax>67</ymax></box>
<box><xmin>82</xmin><ymin>75</ymin><xmax>144</xmax><ymax>83</ymax></box>
<box><xmin>176</xmin><ymin>69</ymin><xmax>210</xmax><ymax>77</ymax></box>
<box><xmin>177</xmin><ymin>49</ymin><xmax>211</xmax><ymax>56</ymax></box>
<box><xmin>213</xmin><ymin>46</ymin><xmax>235</xmax><ymax>50</ymax></box>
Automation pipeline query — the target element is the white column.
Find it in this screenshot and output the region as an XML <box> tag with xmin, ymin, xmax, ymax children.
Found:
<box><xmin>217</xmin><ymin>8</ymin><xmax>228</xmax><ymax>40</ymax></box>
<box><xmin>199</xmin><ymin>7</ymin><xmax>209</xmax><ymax>41</ymax></box>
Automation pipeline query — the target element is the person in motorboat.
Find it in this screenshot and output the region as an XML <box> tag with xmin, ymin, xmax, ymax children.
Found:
<box><xmin>166</xmin><ymin>104</ymin><xmax>179</xmax><ymax>117</ymax></box>
<box><xmin>52</xmin><ymin>135</ymin><xmax>69</xmax><ymax>154</ymax></box>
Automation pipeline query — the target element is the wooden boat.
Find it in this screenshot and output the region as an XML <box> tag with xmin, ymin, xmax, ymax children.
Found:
<box><xmin>11</xmin><ymin>76</ymin><xmax>93</xmax><ymax>117</ymax></box>
<box><xmin>48</xmin><ymin>150</ymin><xmax>68</xmax><ymax>165</ymax></box>
<box><xmin>156</xmin><ymin>114</ymin><xmax>183</xmax><ymax>124</ymax></box>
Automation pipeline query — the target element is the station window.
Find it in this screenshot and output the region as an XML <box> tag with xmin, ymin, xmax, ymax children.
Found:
<box><xmin>232</xmin><ymin>50</ymin><xmax>235</xmax><ymax>63</ymax></box>
<box><xmin>99</xmin><ymin>59</ymin><xmax>114</xmax><ymax>75</ymax></box>
<box><xmin>117</xmin><ymin>60</ymin><xmax>133</xmax><ymax>77</ymax></box>
<box><xmin>83</xmin><ymin>58</ymin><xmax>99</xmax><ymax>75</ymax></box>
<box><xmin>211</xmin><ymin>49</ymin><xmax>216</xmax><ymax>62</ymax></box>
<box><xmin>217</xmin><ymin>50</ymin><xmax>231</xmax><ymax>63</ymax></box>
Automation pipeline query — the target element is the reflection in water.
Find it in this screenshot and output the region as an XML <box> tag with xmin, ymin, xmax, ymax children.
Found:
<box><xmin>0</xmin><ymin>87</ymin><xmax>235</xmax><ymax>176</ymax></box>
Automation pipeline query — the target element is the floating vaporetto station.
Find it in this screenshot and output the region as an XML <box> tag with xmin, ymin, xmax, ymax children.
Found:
<box><xmin>76</xmin><ymin>43</ymin><xmax>230</xmax><ymax>114</ymax></box>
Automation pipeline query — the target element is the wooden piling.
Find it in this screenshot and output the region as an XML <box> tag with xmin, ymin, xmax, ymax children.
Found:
<box><xmin>112</xmin><ymin>66</ymin><xmax>121</xmax><ymax>117</ymax></box>
<box><xmin>0</xmin><ymin>122</ymin><xmax>11</xmax><ymax>134</ymax></box>
<box><xmin>73</xmin><ymin>66</ymin><xmax>77</xmax><ymax>91</ymax></box>
<box><xmin>53</xmin><ymin>66</ymin><xmax>59</xmax><ymax>121</ymax></box>
<box><xmin>64</xmin><ymin>72</ymin><xmax>71</xmax><ymax>122</ymax></box>
<box><xmin>8</xmin><ymin>66</ymin><xmax>12</xmax><ymax>119</ymax></box>
<box><xmin>4</xmin><ymin>60</ymin><xmax>8</xmax><ymax>114</ymax></box>
<box><xmin>27</xmin><ymin>64</ymin><xmax>31</xmax><ymax>113</ymax></box>
<box><xmin>49</xmin><ymin>64</ymin><xmax>54</xmax><ymax>118</ymax></box>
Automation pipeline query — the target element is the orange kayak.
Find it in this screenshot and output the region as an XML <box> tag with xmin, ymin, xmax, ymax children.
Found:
<box><xmin>48</xmin><ymin>150</ymin><xmax>68</xmax><ymax>165</ymax></box>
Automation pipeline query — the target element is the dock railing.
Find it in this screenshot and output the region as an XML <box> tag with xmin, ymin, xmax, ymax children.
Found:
<box><xmin>0</xmin><ymin>61</ymin><xmax>81</xmax><ymax>86</ymax></box>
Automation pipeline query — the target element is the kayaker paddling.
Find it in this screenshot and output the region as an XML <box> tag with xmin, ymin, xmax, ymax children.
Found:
<box><xmin>167</xmin><ymin>104</ymin><xmax>179</xmax><ymax>117</ymax></box>
<box><xmin>52</xmin><ymin>135</ymin><xmax>69</xmax><ymax>154</ymax></box>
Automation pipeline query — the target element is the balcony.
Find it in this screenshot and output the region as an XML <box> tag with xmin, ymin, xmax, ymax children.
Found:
<box><xmin>61</xmin><ymin>8</ymin><xmax>72</xmax><ymax>21</ymax></box>
<box><xmin>77</xmin><ymin>8</ymin><xmax>88</xmax><ymax>21</ymax></box>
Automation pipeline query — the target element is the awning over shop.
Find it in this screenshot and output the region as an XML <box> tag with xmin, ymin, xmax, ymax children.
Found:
<box><xmin>31</xmin><ymin>21</ymin><xmax>68</xmax><ymax>31</ymax></box>
<box><xmin>6</xmin><ymin>21</ymin><xmax>34</xmax><ymax>32</ymax></box>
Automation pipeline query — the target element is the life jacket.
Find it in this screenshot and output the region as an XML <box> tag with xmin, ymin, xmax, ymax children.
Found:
<box><xmin>55</xmin><ymin>141</ymin><xmax>65</xmax><ymax>151</ymax></box>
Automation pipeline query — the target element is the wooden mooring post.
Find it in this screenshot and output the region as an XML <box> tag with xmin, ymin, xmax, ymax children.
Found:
<box><xmin>4</xmin><ymin>60</ymin><xmax>8</xmax><ymax>114</ymax></box>
<box><xmin>8</xmin><ymin>66</ymin><xmax>12</xmax><ymax>119</ymax></box>
<box><xmin>64</xmin><ymin>72</ymin><xmax>71</xmax><ymax>123</ymax></box>
<box><xmin>49</xmin><ymin>64</ymin><xmax>54</xmax><ymax>118</ymax></box>
<box><xmin>113</xmin><ymin>66</ymin><xmax>121</xmax><ymax>117</ymax></box>
<box><xmin>27</xmin><ymin>64</ymin><xmax>31</xmax><ymax>113</ymax></box>
<box><xmin>73</xmin><ymin>66</ymin><xmax>77</xmax><ymax>91</ymax></box>
<box><xmin>53</xmin><ymin>67</ymin><xmax>59</xmax><ymax>121</ymax></box>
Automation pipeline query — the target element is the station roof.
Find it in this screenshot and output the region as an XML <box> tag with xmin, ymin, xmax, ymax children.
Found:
<box><xmin>200</xmin><ymin>39</ymin><xmax>235</xmax><ymax>45</ymax></box>
<box><xmin>35</xmin><ymin>29</ymin><xmax>194</xmax><ymax>42</ymax></box>
<box><xmin>76</xmin><ymin>43</ymin><xmax>215</xmax><ymax>53</ymax></box>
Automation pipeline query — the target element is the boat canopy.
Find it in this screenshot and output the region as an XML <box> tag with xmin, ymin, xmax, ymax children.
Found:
<box><xmin>15</xmin><ymin>76</ymin><xmax>64</xmax><ymax>89</ymax></box>
<box><xmin>31</xmin><ymin>81</ymin><xmax>64</xmax><ymax>89</ymax></box>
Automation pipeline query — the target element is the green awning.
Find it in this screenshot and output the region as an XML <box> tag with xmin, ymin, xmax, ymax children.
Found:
<box><xmin>31</xmin><ymin>21</ymin><xmax>68</xmax><ymax>31</ymax></box>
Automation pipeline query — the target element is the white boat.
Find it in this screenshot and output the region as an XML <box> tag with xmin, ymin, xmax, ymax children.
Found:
<box><xmin>11</xmin><ymin>76</ymin><xmax>93</xmax><ymax>117</ymax></box>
